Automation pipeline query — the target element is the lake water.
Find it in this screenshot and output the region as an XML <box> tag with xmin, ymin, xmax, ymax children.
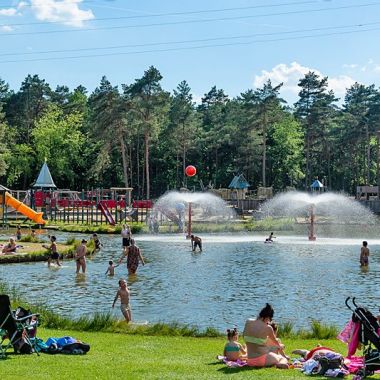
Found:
<box><xmin>1</xmin><ymin>231</ymin><xmax>379</xmax><ymax>332</ymax></box>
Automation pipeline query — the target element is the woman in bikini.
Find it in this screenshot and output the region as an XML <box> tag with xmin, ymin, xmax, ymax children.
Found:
<box><xmin>243</xmin><ymin>303</ymin><xmax>289</xmax><ymax>369</ymax></box>
<box><xmin>1</xmin><ymin>237</ymin><xmax>17</xmax><ymax>254</ymax></box>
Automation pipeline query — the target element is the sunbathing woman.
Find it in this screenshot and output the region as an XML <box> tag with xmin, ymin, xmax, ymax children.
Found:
<box><xmin>243</xmin><ymin>303</ymin><xmax>289</xmax><ymax>369</ymax></box>
<box><xmin>1</xmin><ymin>237</ymin><xmax>17</xmax><ymax>254</ymax></box>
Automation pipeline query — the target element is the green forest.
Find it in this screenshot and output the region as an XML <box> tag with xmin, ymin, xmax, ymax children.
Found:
<box><xmin>1</xmin><ymin>65</ymin><xmax>380</xmax><ymax>199</ymax></box>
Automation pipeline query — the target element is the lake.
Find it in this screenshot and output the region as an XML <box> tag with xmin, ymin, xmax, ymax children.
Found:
<box><xmin>1</xmin><ymin>232</ymin><xmax>379</xmax><ymax>332</ymax></box>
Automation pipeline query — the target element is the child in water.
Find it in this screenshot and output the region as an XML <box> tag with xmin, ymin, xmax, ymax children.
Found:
<box><xmin>112</xmin><ymin>278</ymin><xmax>131</xmax><ymax>322</ymax></box>
<box><xmin>223</xmin><ymin>328</ymin><xmax>247</xmax><ymax>361</ymax></box>
<box><xmin>92</xmin><ymin>233</ymin><xmax>102</xmax><ymax>252</ymax></box>
<box><xmin>105</xmin><ymin>260</ymin><xmax>118</xmax><ymax>276</ymax></box>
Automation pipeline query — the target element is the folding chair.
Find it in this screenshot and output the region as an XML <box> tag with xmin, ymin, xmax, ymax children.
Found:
<box><xmin>0</xmin><ymin>295</ymin><xmax>40</xmax><ymax>358</ymax></box>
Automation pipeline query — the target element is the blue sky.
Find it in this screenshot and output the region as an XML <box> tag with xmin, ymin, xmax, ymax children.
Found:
<box><xmin>1</xmin><ymin>0</ymin><xmax>380</xmax><ymax>103</ymax></box>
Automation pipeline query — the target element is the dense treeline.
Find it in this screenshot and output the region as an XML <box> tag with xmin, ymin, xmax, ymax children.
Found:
<box><xmin>1</xmin><ymin>66</ymin><xmax>380</xmax><ymax>198</ymax></box>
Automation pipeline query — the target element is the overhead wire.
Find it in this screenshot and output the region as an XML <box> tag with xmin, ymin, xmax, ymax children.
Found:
<box><xmin>0</xmin><ymin>2</ymin><xmax>379</xmax><ymax>37</ymax></box>
<box><xmin>0</xmin><ymin>1</ymin><xmax>320</xmax><ymax>26</ymax></box>
<box><xmin>0</xmin><ymin>20</ymin><xmax>379</xmax><ymax>57</ymax></box>
<box><xmin>0</xmin><ymin>24</ymin><xmax>378</xmax><ymax>64</ymax></box>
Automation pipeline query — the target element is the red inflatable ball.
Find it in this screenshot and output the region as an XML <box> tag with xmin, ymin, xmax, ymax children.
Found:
<box><xmin>185</xmin><ymin>165</ymin><xmax>197</xmax><ymax>177</ymax></box>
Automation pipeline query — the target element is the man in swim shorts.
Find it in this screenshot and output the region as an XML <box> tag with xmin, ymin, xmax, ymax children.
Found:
<box><xmin>191</xmin><ymin>235</ymin><xmax>202</xmax><ymax>252</ymax></box>
<box><xmin>75</xmin><ymin>239</ymin><xmax>87</xmax><ymax>274</ymax></box>
<box><xmin>112</xmin><ymin>278</ymin><xmax>131</xmax><ymax>322</ymax></box>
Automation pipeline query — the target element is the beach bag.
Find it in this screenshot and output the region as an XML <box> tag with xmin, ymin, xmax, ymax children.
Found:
<box><xmin>45</xmin><ymin>336</ymin><xmax>90</xmax><ymax>355</ymax></box>
<box><xmin>313</xmin><ymin>353</ymin><xmax>344</xmax><ymax>375</ymax></box>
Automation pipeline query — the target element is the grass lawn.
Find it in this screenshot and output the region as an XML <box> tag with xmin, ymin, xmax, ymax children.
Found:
<box><xmin>2</xmin><ymin>329</ymin><xmax>379</xmax><ymax>380</ymax></box>
<box><xmin>0</xmin><ymin>241</ymin><xmax>75</xmax><ymax>264</ymax></box>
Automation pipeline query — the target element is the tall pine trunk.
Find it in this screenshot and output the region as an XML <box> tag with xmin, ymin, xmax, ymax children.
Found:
<box><xmin>262</xmin><ymin>113</ymin><xmax>267</xmax><ymax>187</ymax></box>
<box><xmin>366</xmin><ymin>125</ymin><xmax>371</xmax><ymax>184</ymax></box>
<box><xmin>119</xmin><ymin>132</ymin><xmax>129</xmax><ymax>188</ymax></box>
<box><xmin>145</xmin><ymin>131</ymin><xmax>150</xmax><ymax>199</ymax></box>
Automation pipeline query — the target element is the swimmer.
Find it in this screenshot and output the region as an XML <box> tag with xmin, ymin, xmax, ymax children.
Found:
<box><xmin>265</xmin><ymin>232</ymin><xmax>276</xmax><ymax>243</ymax></box>
<box><xmin>360</xmin><ymin>241</ymin><xmax>369</xmax><ymax>267</ymax></box>
<box><xmin>105</xmin><ymin>260</ymin><xmax>118</xmax><ymax>276</ymax></box>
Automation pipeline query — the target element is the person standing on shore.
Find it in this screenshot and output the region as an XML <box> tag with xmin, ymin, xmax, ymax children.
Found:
<box><xmin>75</xmin><ymin>239</ymin><xmax>87</xmax><ymax>274</ymax></box>
<box><xmin>360</xmin><ymin>241</ymin><xmax>370</xmax><ymax>267</ymax></box>
<box><xmin>16</xmin><ymin>225</ymin><xmax>22</xmax><ymax>241</ymax></box>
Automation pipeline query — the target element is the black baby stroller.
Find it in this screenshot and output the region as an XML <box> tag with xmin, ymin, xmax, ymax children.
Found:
<box><xmin>345</xmin><ymin>297</ymin><xmax>380</xmax><ymax>378</ymax></box>
<box><xmin>0</xmin><ymin>294</ymin><xmax>40</xmax><ymax>358</ymax></box>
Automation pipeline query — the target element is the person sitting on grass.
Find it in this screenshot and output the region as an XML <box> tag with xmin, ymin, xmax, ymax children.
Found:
<box><xmin>269</xmin><ymin>321</ymin><xmax>289</xmax><ymax>360</ymax></box>
<box><xmin>243</xmin><ymin>303</ymin><xmax>289</xmax><ymax>369</ymax></box>
<box><xmin>112</xmin><ymin>278</ymin><xmax>131</xmax><ymax>322</ymax></box>
<box><xmin>1</xmin><ymin>237</ymin><xmax>17</xmax><ymax>254</ymax></box>
<box><xmin>224</xmin><ymin>327</ymin><xmax>247</xmax><ymax>361</ymax></box>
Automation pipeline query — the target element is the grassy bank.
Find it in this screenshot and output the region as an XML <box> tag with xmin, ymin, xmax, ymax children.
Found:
<box><xmin>1</xmin><ymin>328</ymin><xmax>355</xmax><ymax>380</ymax></box>
<box><xmin>0</xmin><ymin>238</ymin><xmax>92</xmax><ymax>264</ymax></box>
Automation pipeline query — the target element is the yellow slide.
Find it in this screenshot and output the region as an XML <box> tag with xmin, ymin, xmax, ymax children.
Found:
<box><xmin>5</xmin><ymin>191</ymin><xmax>46</xmax><ymax>225</ymax></box>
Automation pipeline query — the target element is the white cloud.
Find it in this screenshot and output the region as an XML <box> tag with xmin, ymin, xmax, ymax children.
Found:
<box><xmin>0</xmin><ymin>2</ymin><xmax>26</xmax><ymax>16</ymax></box>
<box><xmin>30</xmin><ymin>0</ymin><xmax>95</xmax><ymax>27</ymax></box>
<box><xmin>343</xmin><ymin>64</ymin><xmax>358</xmax><ymax>69</ymax></box>
<box><xmin>1</xmin><ymin>25</ymin><xmax>14</xmax><ymax>32</ymax></box>
<box><xmin>254</xmin><ymin>61</ymin><xmax>356</xmax><ymax>97</ymax></box>
<box><xmin>0</xmin><ymin>8</ymin><xmax>17</xmax><ymax>16</ymax></box>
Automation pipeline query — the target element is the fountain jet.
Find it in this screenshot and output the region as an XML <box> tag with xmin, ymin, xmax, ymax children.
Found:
<box><xmin>308</xmin><ymin>204</ymin><xmax>316</xmax><ymax>241</ymax></box>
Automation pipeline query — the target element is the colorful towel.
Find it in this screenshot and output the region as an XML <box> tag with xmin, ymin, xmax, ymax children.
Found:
<box><xmin>217</xmin><ymin>355</ymin><xmax>247</xmax><ymax>368</ymax></box>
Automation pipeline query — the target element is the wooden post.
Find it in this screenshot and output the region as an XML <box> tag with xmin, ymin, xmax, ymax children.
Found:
<box><xmin>308</xmin><ymin>204</ymin><xmax>316</xmax><ymax>241</ymax></box>
<box><xmin>187</xmin><ymin>202</ymin><xmax>192</xmax><ymax>238</ymax></box>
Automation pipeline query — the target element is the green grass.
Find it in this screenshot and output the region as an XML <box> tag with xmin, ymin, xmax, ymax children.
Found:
<box><xmin>50</xmin><ymin>222</ymin><xmax>145</xmax><ymax>234</ymax></box>
<box><xmin>2</xmin><ymin>328</ymin><xmax>369</xmax><ymax>380</ymax></box>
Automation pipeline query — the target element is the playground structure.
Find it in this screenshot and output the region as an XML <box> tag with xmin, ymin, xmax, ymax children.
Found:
<box><xmin>2</xmin><ymin>186</ymin><xmax>145</xmax><ymax>226</ymax></box>
<box><xmin>0</xmin><ymin>186</ymin><xmax>46</xmax><ymax>225</ymax></box>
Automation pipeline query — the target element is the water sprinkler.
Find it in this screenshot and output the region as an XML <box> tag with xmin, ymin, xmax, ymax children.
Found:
<box><xmin>186</xmin><ymin>202</ymin><xmax>192</xmax><ymax>239</ymax></box>
<box><xmin>308</xmin><ymin>204</ymin><xmax>316</xmax><ymax>241</ymax></box>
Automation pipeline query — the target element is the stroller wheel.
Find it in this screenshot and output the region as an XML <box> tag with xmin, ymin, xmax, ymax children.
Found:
<box><xmin>357</xmin><ymin>368</ymin><xmax>374</xmax><ymax>379</ymax></box>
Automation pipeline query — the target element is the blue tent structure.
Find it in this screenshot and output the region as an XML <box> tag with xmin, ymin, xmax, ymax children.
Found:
<box><xmin>228</xmin><ymin>174</ymin><xmax>250</xmax><ymax>200</ymax></box>
<box><xmin>310</xmin><ymin>179</ymin><xmax>324</xmax><ymax>191</ymax></box>
<box><xmin>228</xmin><ymin>174</ymin><xmax>250</xmax><ymax>190</ymax></box>
<box><xmin>33</xmin><ymin>161</ymin><xmax>57</xmax><ymax>189</ymax></box>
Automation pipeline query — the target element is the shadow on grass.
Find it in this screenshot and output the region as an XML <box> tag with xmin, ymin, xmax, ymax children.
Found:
<box><xmin>216</xmin><ymin>365</ymin><xmax>259</xmax><ymax>374</ymax></box>
<box><xmin>207</xmin><ymin>359</ymin><xmax>260</xmax><ymax>374</ymax></box>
